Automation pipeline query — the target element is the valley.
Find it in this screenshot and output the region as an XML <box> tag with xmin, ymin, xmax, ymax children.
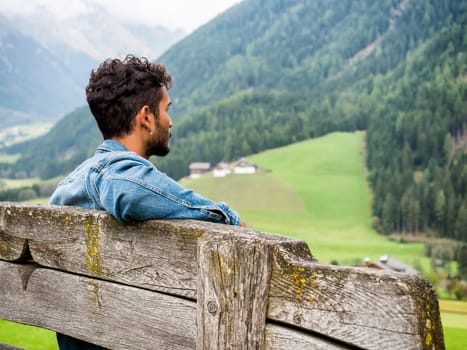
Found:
<box><xmin>183</xmin><ymin>132</ymin><xmax>428</xmax><ymax>266</ymax></box>
<box><xmin>0</xmin><ymin>0</ymin><xmax>466</xmax><ymax>347</ymax></box>
<box><xmin>1</xmin><ymin>131</ymin><xmax>465</xmax><ymax>349</ymax></box>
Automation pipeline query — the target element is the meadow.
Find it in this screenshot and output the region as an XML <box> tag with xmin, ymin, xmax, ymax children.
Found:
<box><xmin>0</xmin><ymin>123</ymin><xmax>52</xmax><ymax>150</ymax></box>
<box><xmin>182</xmin><ymin>131</ymin><xmax>467</xmax><ymax>349</ymax></box>
<box><xmin>440</xmin><ymin>300</ymin><xmax>467</xmax><ymax>350</ymax></box>
<box><xmin>183</xmin><ymin>131</ymin><xmax>426</xmax><ymax>267</ymax></box>
<box><xmin>0</xmin><ymin>320</ymin><xmax>57</xmax><ymax>350</ymax></box>
<box><xmin>0</xmin><ymin>154</ymin><xmax>20</xmax><ymax>163</ymax></box>
<box><xmin>0</xmin><ymin>132</ymin><xmax>465</xmax><ymax>349</ymax></box>
<box><xmin>0</xmin><ymin>177</ymin><xmax>42</xmax><ymax>189</ymax></box>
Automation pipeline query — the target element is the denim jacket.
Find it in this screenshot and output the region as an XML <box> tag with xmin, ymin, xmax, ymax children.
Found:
<box><xmin>49</xmin><ymin>139</ymin><xmax>240</xmax><ymax>226</ymax></box>
<box><xmin>50</xmin><ymin>140</ymin><xmax>240</xmax><ymax>350</ymax></box>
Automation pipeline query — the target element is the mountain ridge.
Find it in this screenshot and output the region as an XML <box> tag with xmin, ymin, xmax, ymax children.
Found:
<box><xmin>0</xmin><ymin>4</ymin><xmax>185</xmax><ymax>127</ymax></box>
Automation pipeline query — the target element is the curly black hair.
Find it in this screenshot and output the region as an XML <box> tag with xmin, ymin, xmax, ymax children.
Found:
<box><xmin>86</xmin><ymin>55</ymin><xmax>172</xmax><ymax>139</ymax></box>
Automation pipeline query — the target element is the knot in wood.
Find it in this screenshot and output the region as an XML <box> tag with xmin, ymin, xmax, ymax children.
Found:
<box><xmin>207</xmin><ymin>300</ymin><xmax>218</xmax><ymax>314</ymax></box>
<box><xmin>293</xmin><ymin>313</ymin><xmax>302</xmax><ymax>325</ymax></box>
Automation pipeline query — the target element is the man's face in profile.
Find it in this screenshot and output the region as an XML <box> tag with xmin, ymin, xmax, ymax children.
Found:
<box><xmin>147</xmin><ymin>86</ymin><xmax>173</xmax><ymax>157</ymax></box>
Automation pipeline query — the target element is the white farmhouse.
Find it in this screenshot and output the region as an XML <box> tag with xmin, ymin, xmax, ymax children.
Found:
<box><xmin>213</xmin><ymin>162</ymin><xmax>232</xmax><ymax>177</ymax></box>
<box><xmin>189</xmin><ymin>162</ymin><xmax>211</xmax><ymax>178</ymax></box>
<box><xmin>233</xmin><ymin>158</ymin><xmax>257</xmax><ymax>174</ymax></box>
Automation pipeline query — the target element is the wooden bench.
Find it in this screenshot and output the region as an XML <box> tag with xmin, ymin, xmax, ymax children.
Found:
<box><xmin>0</xmin><ymin>203</ymin><xmax>444</xmax><ymax>349</ymax></box>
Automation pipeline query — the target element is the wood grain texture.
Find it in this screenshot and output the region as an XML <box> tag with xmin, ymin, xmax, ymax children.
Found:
<box><xmin>0</xmin><ymin>203</ymin><xmax>310</xmax><ymax>300</ymax></box>
<box><xmin>0</xmin><ymin>203</ymin><xmax>445</xmax><ymax>349</ymax></box>
<box><xmin>0</xmin><ymin>228</ymin><xmax>28</xmax><ymax>261</ymax></box>
<box><xmin>0</xmin><ymin>261</ymin><xmax>197</xmax><ymax>350</ymax></box>
<box><xmin>197</xmin><ymin>232</ymin><xmax>272</xmax><ymax>349</ymax></box>
<box><xmin>0</xmin><ymin>203</ymin><xmax>205</xmax><ymax>299</ymax></box>
<box><xmin>267</xmin><ymin>249</ymin><xmax>445</xmax><ymax>350</ymax></box>
<box><xmin>1</xmin><ymin>261</ymin><xmax>356</xmax><ymax>350</ymax></box>
<box><xmin>264</xmin><ymin>324</ymin><xmax>351</xmax><ymax>350</ymax></box>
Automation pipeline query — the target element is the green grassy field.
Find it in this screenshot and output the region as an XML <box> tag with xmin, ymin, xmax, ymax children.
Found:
<box><xmin>1</xmin><ymin>131</ymin><xmax>465</xmax><ymax>349</ymax></box>
<box><xmin>182</xmin><ymin>131</ymin><xmax>466</xmax><ymax>349</ymax></box>
<box><xmin>0</xmin><ymin>154</ymin><xmax>20</xmax><ymax>163</ymax></box>
<box><xmin>183</xmin><ymin>132</ymin><xmax>425</xmax><ymax>266</ymax></box>
<box><xmin>0</xmin><ymin>122</ymin><xmax>52</xmax><ymax>149</ymax></box>
<box><xmin>0</xmin><ymin>177</ymin><xmax>42</xmax><ymax>189</ymax></box>
<box><xmin>0</xmin><ymin>176</ymin><xmax>61</xmax><ymax>190</ymax></box>
<box><xmin>439</xmin><ymin>300</ymin><xmax>467</xmax><ymax>350</ymax></box>
<box><xmin>0</xmin><ymin>320</ymin><xmax>58</xmax><ymax>350</ymax></box>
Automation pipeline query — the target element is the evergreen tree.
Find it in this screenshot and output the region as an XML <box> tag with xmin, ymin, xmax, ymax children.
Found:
<box><xmin>455</xmin><ymin>204</ymin><xmax>467</xmax><ymax>242</ymax></box>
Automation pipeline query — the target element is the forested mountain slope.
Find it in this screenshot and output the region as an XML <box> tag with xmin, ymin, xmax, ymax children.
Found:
<box><xmin>157</xmin><ymin>0</ymin><xmax>465</xmax><ymax>177</ymax></box>
<box><xmin>366</xmin><ymin>17</ymin><xmax>467</xmax><ymax>241</ymax></box>
<box><xmin>159</xmin><ymin>0</ymin><xmax>399</xmax><ymax>119</ymax></box>
<box><xmin>1</xmin><ymin>0</ymin><xmax>466</xmax><ymax>241</ymax></box>
<box><xmin>3</xmin><ymin>106</ymin><xmax>100</xmax><ymax>179</ymax></box>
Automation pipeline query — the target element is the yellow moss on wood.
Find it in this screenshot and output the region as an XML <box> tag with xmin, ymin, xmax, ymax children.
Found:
<box><xmin>85</xmin><ymin>219</ymin><xmax>102</xmax><ymax>277</ymax></box>
<box><xmin>411</xmin><ymin>279</ymin><xmax>444</xmax><ymax>350</ymax></box>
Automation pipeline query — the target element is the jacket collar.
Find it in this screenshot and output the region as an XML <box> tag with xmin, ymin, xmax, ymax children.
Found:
<box><xmin>95</xmin><ymin>139</ymin><xmax>129</xmax><ymax>154</ymax></box>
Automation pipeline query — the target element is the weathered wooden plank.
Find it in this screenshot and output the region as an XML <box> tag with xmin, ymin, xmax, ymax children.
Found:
<box><xmin>197</xmin><ymin>233</ymin><xmax>272</xmax><ymax>349</ymax></box>
<box><xmin>267</xmin><ymin>249</ymin><xmax>445</xmax><ymax>350</ymax></box>
<box><xmin>0</xmin><ymin>203</ymin><xmax>204</xmax><ymax>298</ymax></box>
<box><xmin>0</xmin><ymin>260</ymin><xmax>196</xmax><ymax>350</ymax></box>
<box><xmin>0</xmin><ymin>203</ymin><xmax>308</xmax><ymax>301</ymax></box>
<box><xmin>0</xmin><ymin>228</ymin><xmax>28</xmax><ymax>261</ymax></box>
<box><xmin>265</xmin><ymin>324</ymin><xmax>352</xmax><ymax>350</ymax></box>
<box><xmin>0</xmin><ymin>203</ymin><xmax>444</xmax><ymax>349</ymax></box>
<box><xmin>0</xmin><ymin>261</ymin><xmax>357</xmax><ymax>350</ymax></box>
<box><xmin>0</xmin><ymin>344</ymin><xmax>25</xmax><ymax>350</ymax></box>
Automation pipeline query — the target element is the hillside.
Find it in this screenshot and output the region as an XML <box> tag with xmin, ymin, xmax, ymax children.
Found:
<box><xmin>182</xmin><ymin>132</ymin><xmax>424</xmax><ymax>265</ymax></box>
<box><xmin>1</xmin><ymin>0</ymin><xmax>466</xmax><ymax>246</ymax></box>
<box><xmin>156</xmin><ymin>0</ymin><xmax>466</xmax><ymax>177</ymax></box>
<box><xmin>2</xmin><ymin>132</ymin><xmax>467</xmax><ymax>350</ymax></box>
<box><xmin>159</xmin><ymin>0</ymin><xmax>403</xmax><ymax>118</ymax></box>
<box><xmin>0</xmin><ymin>106</ymin><xmax>100</xmax><ymax>179</ymax></box>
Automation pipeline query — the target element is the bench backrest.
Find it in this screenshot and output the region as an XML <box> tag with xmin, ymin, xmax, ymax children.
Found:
<box><xmin>0</xmin><ymin>203</ymin><xmax>444</xmax><ymax>349</ymax></box>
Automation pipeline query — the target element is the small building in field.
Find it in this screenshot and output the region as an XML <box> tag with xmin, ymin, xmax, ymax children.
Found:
<box><xmin>213</xmin><ymin>162</ymin><xmax>232</xmax><ymax>178</ymax></box>
<box><xmin>358</xmin><ymin>255</ymin><xmax>418</xmax><ymax>275</ymax></box>
<box><xmin>189</xmin><ymin>162</ymin><xmax>211</xmax><ymax>179</ymax></box>
<box><xmin>233</xmin><ymin>158</ymin><xmax>257</xmax><ymax>174</ymax></box>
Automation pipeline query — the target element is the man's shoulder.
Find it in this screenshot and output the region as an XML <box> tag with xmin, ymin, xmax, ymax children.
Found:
<box><xmin>94</xmin><ymin>140</ymin><xmax>155</xmax><ymax>169</ymax></box>
<box><xmin>64</xmin><ymin>150</ymin><xmax>151</xmax><ymax>179</ymax></box>
<box><xmin>94</xmin><ymin>151</ymin><xmax>161</xmax><ymax>182</ymax></box>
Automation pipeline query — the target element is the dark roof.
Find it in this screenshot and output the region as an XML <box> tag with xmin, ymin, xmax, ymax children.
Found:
<box><xmin>375</xmin><ymin>255</ymin><xmax>418</xmax><ymax>275</ymax></box>
<box><xmin>234</xmin><ymin>158</ymin><xmax>255</xmax><ymax>167</ymax></box>
<box><xmin>214</xmin><ymin>162</ymin><xmax>231</xmax><ymax>170</ymax></box>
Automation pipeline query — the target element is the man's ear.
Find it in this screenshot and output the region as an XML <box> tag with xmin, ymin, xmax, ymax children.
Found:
<box><xmin>135</xmin><ymin>105</ymin><xmax>153</xmax><ymax>132</ymax></box>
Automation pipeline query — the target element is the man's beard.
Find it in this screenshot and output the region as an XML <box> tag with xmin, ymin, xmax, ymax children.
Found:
<box><xmin>147</xmin><ymin>131</ymin><xmax>170</xmax><ymax>157</ymax></box>
<box><xmin>146</xmin><ymin>122</ymin><xmax>171</xmax><ymax>157</ymax></box>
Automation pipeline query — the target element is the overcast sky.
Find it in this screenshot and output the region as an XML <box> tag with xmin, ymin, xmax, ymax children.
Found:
<box><xmin>0</xmin><ymin>0</ymin><xmax>244</xmax><ymax>33</ymax></box>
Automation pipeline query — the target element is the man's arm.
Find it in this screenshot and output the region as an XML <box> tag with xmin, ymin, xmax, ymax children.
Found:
<box><xmin>93</xmin><ymin>159</ymin><xmax>241</xmax><ymax>225</ymax></box>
